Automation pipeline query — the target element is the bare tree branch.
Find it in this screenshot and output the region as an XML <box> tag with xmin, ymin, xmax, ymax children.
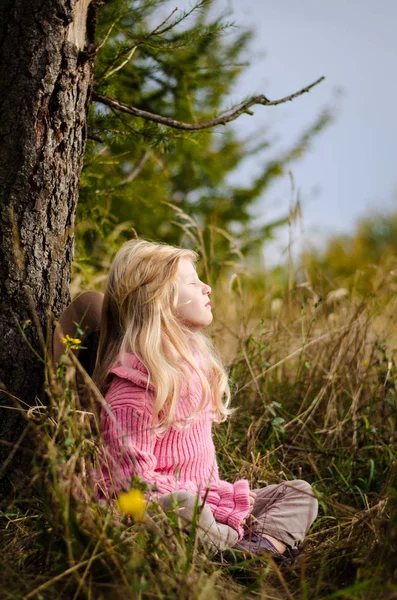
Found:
<box><xmin>92</xmin><ymin>76</ymin><xmax>325</xmax><ymax>132</ymax></box>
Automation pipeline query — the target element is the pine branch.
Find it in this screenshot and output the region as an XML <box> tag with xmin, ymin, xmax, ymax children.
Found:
<box><xmin>96</xmin><ymin>7</ymin><xmax>178</xmax><ymax>81</ymax></box>
<box><xmin>92</xmin><ymin>76</ymin><xmax>325</xmax><ymax>132</ymax></box>
<box><xmin>96</xmin><ymin>4</ymin><xmax>209</xmax><ymax>82</ymax></box>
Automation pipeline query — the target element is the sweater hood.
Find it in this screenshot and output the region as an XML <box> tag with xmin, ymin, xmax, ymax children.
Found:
<box><xmin>109</xmin><ymin>353</ymin><xmax>155</xmax><ymax>391</ymax></box>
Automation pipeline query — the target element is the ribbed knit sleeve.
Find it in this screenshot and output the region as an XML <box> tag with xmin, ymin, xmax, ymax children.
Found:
<box><xmin>209</xmin><ymin>479</ymin><xmax>250</xmax><ymax>539</ymax></box>
<box><xmin>101</xmin><ymin>380</ymin><xmax>197</xmax><ymax>496</ymax></box>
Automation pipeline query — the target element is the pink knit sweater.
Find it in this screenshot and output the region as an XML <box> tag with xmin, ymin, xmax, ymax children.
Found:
<box><xmin>100</xmin><ymin>353</ymin><xmax>250</xmax><ymax>537</ymax></box>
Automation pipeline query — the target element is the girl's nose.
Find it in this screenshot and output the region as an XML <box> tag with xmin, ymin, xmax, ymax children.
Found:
<box><xmin>203</xmin><ymin>283</ymin><xmax>211</xmax><ymax>295</ymax></box>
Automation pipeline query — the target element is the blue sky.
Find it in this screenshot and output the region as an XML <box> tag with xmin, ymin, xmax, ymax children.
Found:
<box><xmin>221</xmin><ymin>0</ymin><xmax>397</xmax><ymax>259</ymax></box>
<box><xmin>161</xmin><ymin>0</ymin><xmax>397</xmax><ymax>261</ymax></box>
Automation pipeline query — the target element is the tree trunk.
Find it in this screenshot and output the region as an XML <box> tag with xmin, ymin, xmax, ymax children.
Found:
<box><xmin>0</xmin><ymin>0</ymin><xmax>96</xmax><ymax>492</ymax></box>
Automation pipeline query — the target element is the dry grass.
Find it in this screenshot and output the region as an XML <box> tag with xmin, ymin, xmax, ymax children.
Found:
<box><xmin>1</xmin><ymin>240</ymin><xmax>396</xmax><ymax>599</ymax></box>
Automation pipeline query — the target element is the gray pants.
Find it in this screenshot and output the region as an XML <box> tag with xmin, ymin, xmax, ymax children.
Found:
<box><xmin>159</xmin><ymin>479</ymin><xmax>318</xmax><ymax>551</ymax></box>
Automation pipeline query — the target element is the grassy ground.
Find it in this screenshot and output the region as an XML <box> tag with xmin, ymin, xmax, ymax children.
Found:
<box><xmin>1</xmin><ymin>257</ymin><xmax>397</xmax><ymax>599</ymax></box>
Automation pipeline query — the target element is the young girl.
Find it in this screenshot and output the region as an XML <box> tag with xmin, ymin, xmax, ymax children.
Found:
<box><xmin>94</xmin><ymin>239</ymin><xmax>318</xmax><ymax>555</ymax></box>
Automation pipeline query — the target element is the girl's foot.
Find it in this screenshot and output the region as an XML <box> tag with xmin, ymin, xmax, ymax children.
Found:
<box><xmin>237</xmin><ymin>533</ymin><xmax>279</xmax><ymax>555</ymax></box>
<box><xmin>232</xmin><ymin>533</ymin><xmax>299</xmax><ymax>565</ymax></box>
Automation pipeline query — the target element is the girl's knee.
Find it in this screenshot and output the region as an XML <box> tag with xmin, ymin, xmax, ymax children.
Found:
<box><xmin>283</xmin><ymin>480</ymin><xmax>318</xmax><ymax>531</ymax></box>
<box><xmin>174</xmin><ymin>490</ymin><xmax>199</xmax><ymax>505</ymax></box>
<box><xmin>164</xmin><ymin>491</ymin><xmax>216</xmax><ymax>531</ymax></box>
<box><xmin>287</xmin><ymin>480</ymin><xmax>318</xmax><ymax>505</ymax></box>
<box><xmin>288</xmin><ymin>479</ymin><xmax>314</xmax><ymax>494</ymax></box>
<box><xmin>175</xmin><ymin>491</ymin><xmax>202</xmax><ymax>510</ymax></box>
<box><xmin>159</xmin><ymin>490</ymin><xmax>200</xmax><ymax>512</ymax></box>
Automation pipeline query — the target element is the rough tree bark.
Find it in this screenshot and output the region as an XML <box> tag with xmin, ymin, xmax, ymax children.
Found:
<box><xmin>0</xmin><ymin>0</ymin><xmax>97</xmax><ymax>492</ymax></box>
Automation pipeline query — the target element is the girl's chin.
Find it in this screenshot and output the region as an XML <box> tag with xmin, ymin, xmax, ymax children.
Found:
<box><xmin>186</xmin><ymin>317</ymin><xmax>213</xmax><ymax>332</ymax></box>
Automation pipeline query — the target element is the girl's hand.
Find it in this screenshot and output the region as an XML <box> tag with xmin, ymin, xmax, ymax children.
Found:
<box><xmin>242</xmin><ymin>491</ymin><xmax>257</xmax><ymax>526</ymax></box>
<box><xmin>249</xmin><ymin>490</ymin><xmax>257</xmax><ymax>512</ymax></box>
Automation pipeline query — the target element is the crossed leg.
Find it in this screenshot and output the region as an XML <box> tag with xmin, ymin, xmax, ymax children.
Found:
<box><xmin>158</xmin><ymin>490</ymin><xmax>238</xmax><ymax>551</ymax></box>
<box><xmin>244</xmin><ymin>479</ymin><xmax>318</xmax><ymax>552</ymax></box>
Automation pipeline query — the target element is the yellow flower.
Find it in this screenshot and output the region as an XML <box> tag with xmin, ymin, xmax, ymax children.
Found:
<box><xmin>61</xmin><ymin>334</ymin><xmax>82</xmax><ymax>350</ymax></box>
<box><xmin>117</xmin><ymin>489</ymin><xmax>146</xmax><ymax>521</ymax></box>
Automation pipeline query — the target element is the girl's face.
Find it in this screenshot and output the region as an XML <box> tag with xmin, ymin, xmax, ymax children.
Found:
<box><xmin>175</xmin><ymin>259</ymin><xmax>212</xmax><ymax>331</ymax></box>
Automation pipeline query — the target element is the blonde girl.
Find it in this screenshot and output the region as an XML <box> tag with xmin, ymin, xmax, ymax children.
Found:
<box><xmin>94</xmin><ymin>239</ymin><xmax>318</xmax><ymax>555</ymax></box>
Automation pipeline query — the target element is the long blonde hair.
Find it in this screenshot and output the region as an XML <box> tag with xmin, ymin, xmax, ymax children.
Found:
<box><xmin>93</xmin><ymin>239</ymin><xmax>232</xmax><ymax>429</ymax></box>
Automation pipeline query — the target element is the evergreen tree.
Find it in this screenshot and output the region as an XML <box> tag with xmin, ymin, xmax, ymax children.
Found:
<box><xmin>0</xmin><ymin>0</ymin><xmax>325</xmax><ymax>488</ymax></box>
<box><xmin>76</xmin><ymin>0</ymin><xmax>329</xmax><ymax>285</ymax></box>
